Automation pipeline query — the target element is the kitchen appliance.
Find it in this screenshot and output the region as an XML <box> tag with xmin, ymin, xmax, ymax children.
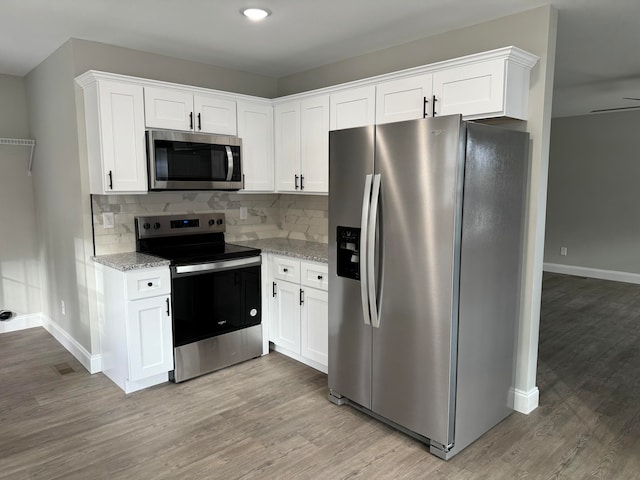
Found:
<box><xmin>328</xmin><ymin>115</ymin><xmax>529</xmax><ymax>460</ymax></box>
<box><xmin>135</xmin><ymin>213</ymin><xmax>262</xmax><ymax>382</ymax></box>
<box><xmin>146</xmin><ymin>129</ymin><xmax>243</xmax><ymax>191</ymax></box>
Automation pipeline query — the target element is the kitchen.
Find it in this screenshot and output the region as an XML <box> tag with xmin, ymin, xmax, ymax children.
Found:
<box><xmin>1</xmin><ymin>2</ymin><xmax>638</xmax><ymax>478</ymax></box>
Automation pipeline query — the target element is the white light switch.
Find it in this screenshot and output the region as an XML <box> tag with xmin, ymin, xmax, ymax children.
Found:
<box><xmin>103</xmin><ymin>212</ymin><xmax>115</xmax><ymax>229</ymax></box>
<box><xmin>240</xmin><ymin>207</ymin><xmax>248</xmax><ymax>220</ymax></box>
<box><xmin>560</xmin><ymin>246</ymin><xmax>567</xmax><ymax>256</ymax></box>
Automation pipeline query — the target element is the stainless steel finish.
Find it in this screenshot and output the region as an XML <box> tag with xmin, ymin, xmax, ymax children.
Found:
<box><xmin>146</xmin><ymin>129</ymin><xmax>243</xmax><ymax>191</ymax></box>
<box><xmin>328</xmin><ymin>125</ymin><xmax>375</xmax><ymax>410</ymax></box>
<box><xmin>172</xmin><ymin>256</ymin><xmax>261</xmax><ymax>276</ymax></box>
<box><xmin>443</xmin><ymin>121</ymin><xmax>529</xmax><ymax>458</ymax></box>
<box><xmin>367</xmin><ymin>173</ymin><xmax>381</xmax><ymax>329</ymax></box>
<box><xmin>359</xmin><ymin>174</ymin><xmax>373</xmax><ymax>326</ymax></box>
<box><xmin>225</xmin><ymin>145</ymin><xmax>234</xmax><ymax>181</ymax></box>
<box><xmin>328</xmin><ymin>115</ymin><xmax>529</xmax><ymax>460</ymax></box>
<box><xmin>172</xmin><ymin>324</ymin><xmax>263</xmax><ymax>382</ymax></box>
<box><xmin>372</xmin><ymin>115</ymin><xmax>465</xmax><ymax>446</ymax></box>
<box><xmin>136</xmin><ymin>213</ymin><xmax>225</xmax><ymax>239</ymax></box>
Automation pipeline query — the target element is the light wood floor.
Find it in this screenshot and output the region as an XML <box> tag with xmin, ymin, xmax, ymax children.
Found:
<box><xmin>1</xmin><ymin>273</ymin><xmax>639</xmax><ymax>479</ymax></box>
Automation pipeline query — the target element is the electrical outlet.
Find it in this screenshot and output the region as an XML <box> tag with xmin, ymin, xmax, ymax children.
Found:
<box><xmin>103</xmin><ymin>212</ymin><xmax>115</xmax><ymax>229</ymax></box>
<box><xmin>560</xmin><ymin>246</ymin><xmax>568</xmax><ymax>256</ymax></box>
<box><xmin>61</xmin><ymin>300</ymin><xmax>66</xmax><ymax>316</ymax></box>
<box><xmin>240</xmin><ymin>207</ymin><xmax>248</xmax><ymax>220</ymax></box>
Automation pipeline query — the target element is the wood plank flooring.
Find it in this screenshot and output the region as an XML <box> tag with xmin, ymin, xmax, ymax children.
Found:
<box><xmin>1</xmin><ymin>273</ymin><xmax>639</xmax><ymax>478</ymax></box>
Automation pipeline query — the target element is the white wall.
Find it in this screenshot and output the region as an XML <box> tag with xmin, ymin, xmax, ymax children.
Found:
<box><xmin>0</xmin><ymin>74</ymin><xmax>41</xmax><ymax>325</ymax></box>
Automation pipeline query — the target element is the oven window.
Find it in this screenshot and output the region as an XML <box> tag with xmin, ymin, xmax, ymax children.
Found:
<box><xmin>154</xmin><ymin>140</ymin><xmax>239</xmax><ymax>182</ymax></box>
<box><xmin>171</xmin><ymin>265</ymin><xmax>261</xmax><ymax>347</ymax></box>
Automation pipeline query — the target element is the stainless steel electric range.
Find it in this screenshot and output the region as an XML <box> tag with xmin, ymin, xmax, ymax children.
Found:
<box><xmin>135</xmin><ymin>213</ymin><xmax>262</xmax><ymax>382</ymax></box>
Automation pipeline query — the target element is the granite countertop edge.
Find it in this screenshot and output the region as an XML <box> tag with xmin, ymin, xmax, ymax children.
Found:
<box><xmin>92</xmin><ymin>239</ymin><xmax>328</xmax><ymax>271</ymax></box>
<box><xmin>91</xmin><ymin>252</ymin><xmax>171</xmax><ymax>272</ymax></box>
<box><xmin>232</xmin><ymin>238</ymin><xmax>329</xmax><ymax>264</ymax></box>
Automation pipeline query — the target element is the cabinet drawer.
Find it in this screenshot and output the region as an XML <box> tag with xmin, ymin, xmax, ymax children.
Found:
<box><xmin>126</xmin><ymin>268</ymin><xmax>171</xmax><ymax>301</ymax></box>
<box><xmin>273</xmin><ymin>256</ymin><xmax>301</xmax><ymax>283</ymax></box>
<box><xmin>300</xmin><ymin>262</ymin><xmax>328</xmax><ymax>291</ymax></box>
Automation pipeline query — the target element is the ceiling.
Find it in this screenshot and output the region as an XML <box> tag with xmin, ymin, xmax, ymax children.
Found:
<box><xmin>2</xmin><ymin>0</ymin><xmax>640</xmax><ymax>117</ymax></box>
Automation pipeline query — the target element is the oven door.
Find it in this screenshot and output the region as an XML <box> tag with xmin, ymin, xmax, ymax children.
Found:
<box><xmin>170</xmin><ymin>256</ymin><xmax>261</xmax><ymax>347</ymax></box>
<box><xmin>147</xmin><ymin>130</ymin><xmax>243</xmax><ymax>190</ymax></box>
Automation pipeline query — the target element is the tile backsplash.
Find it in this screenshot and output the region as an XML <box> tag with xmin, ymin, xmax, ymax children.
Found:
<box><xmin>92</xmin><ymin>192</ymin><xmax>328</xmax><ymax>255</ymax></box>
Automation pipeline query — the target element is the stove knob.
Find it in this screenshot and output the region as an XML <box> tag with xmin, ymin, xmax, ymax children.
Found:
<box><xmin>208</xmin><ymin>219</ymin><xmax>215</xmax><ymax>226</ymax></box>
<box><xmin>153</xmin><ymin>222</ymin><xmax>161</xmax><ymax>230</ymax></box>
<box><xmin>217</xmin><ymin>219</ymin><xmax>223</xmax><ymax>225</ymax></box>
<box><xmin>143</xmin><ymin>222</ymin><xmax>151</xmax><ymax>230</ymax></box>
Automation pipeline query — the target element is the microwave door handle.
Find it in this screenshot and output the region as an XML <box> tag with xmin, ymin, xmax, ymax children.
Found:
<box><xmin>225</xmin><ymin>146</ymin><xmax>234</xmax><ymax>181</ymax></box>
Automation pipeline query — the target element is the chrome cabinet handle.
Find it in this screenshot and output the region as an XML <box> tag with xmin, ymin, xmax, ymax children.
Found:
<box><xmin>295</xmin><ymin>174</ymin><xmax>299</xmax><ymax>190</ymax></box>
<box><xmin>166</xmin><ymin>298</ymin><xmax>170</xmax><ymax>316</ymax></box>
<box><xmin>300</xmin><ymin>289</ymin><xmax>304</xmax><ymax>305</ymax></box>
<box><xmin>189</xmin><ymin>112</ymin><xmax>193</xmax><ymax>130</ymax></box>
<box><xmin>272</xmin><ymin>282</ymin><xmax>277</xmax><ymax>297</ymax></box>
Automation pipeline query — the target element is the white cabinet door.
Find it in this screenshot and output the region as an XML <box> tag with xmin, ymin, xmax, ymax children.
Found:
<box><xmin>237</xmin><ymin>101</ymin><xmax>274</xmax><ymax>191</ymax></box>
<box><xmin>330</xmin><ymin>86</ymin><xmax>376</xmax><ymax>131</ymax></box>
<box><xmin>126</xmin><ymin>294</ymin><xmax>174</xmax><ymax>382</ymax></box>
<box><xmin>300</xmin><ymin>287</ymin><xmax>328</xmax><ymax>366</ymax></box>
<box><xmin>300</xmin><ymin>95</ymin><xmax>329</xmax><ymax>193</ymax></box>
<box><xmin>375</xmin><ymin>74</ymin><xmax>433</xmax><ymax>124</ymax></box>
<box><xmin>274</xmin><ymin>101</ymin><xmax>301</xmax><ymax>192</ymax></box>
<box><xmin>433</xmin><ymin>59</ymin><xmax>506</xmax><ymax>119</ymax></box>
<box><xmin>194</xmin><ymin>94</ymin><xmax>237</xmax><ymax>135</ymax></box>
<box><xmin>92</xmin><ymin>80</ymin><xmax>147</xmax><ymax>194</ymax></box>
<box><xmin>144</xmin><ymin>87</ymin><xmax>194</xmax><ymax>131</ymax></box>
<box><xmin>272</xmin><ymin>280</ymin><xmax>301</xmax><ymax>355</ymax></box>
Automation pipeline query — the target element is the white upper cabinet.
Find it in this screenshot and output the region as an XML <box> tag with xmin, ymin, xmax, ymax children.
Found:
<box><xmin>237</xmin><ymin>101</ymin><xmax>274</xmax><ymax>192</ymax></box>
<box><xmin>330</xmin><ymin>86</ymin><xmax>376</xmax><ymax>131</ymax></box>
<box><xmin>275</xmin><ymin>94</ymin><xmax>329</xmax><ymax>193</ymax></box>
<box><xmin>300</xmin><ymin>96</ymin><xmax>329</xmax><ymax>193</ymax></box>
<box><xmin>81</xmin><ymin>79</ymin><xmax>148</xmax><ymax>194</ymax></box>
<box><xmin>433</xmin><ymin>56</ymin><xmax>533</xmax><ymax>120</ymax></box>
<box><xmin>144</xmin><ymin>87</ymin><xmax>237</xmax><ymax>135</ymax></box>
<box><xmin>375</xmin><ymin>74</ymin><xmax>434</xmax><ymax>124</ymax></box>
<box><xmin>274</xmin><ymin>101</ymin><xmax>301</xmax><ymax>192</ymax></box>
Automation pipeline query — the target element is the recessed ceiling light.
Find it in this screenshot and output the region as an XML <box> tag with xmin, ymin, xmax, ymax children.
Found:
<box><xmin>242</xmin><ymin>7</ymin><xmax>271</xmax><ymax>21</ymax></box>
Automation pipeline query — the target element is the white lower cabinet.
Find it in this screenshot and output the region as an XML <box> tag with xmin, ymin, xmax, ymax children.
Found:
<box><xmin>97</xmin><ymin>265</ymin><xmax>174</xmax><ymax>393</ymax></box>
<box><xmin>268</xmin><ymin>255</ymin><xmax>328</xmax><ymax>373</ymax></box>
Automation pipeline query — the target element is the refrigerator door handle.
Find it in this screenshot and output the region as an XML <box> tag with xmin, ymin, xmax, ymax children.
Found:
<box><xmin>369</xmin><ymin>174</ymin><xmax>381</xmax><ymax>328</ymax></box>
<box><xmin>360</xmin><ymin>174</ymin><xmax>374</xmax><ymax>326</ymax></box>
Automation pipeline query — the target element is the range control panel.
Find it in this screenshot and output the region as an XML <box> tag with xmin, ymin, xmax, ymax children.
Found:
<box><xmin>136</xmin><ymin>213</ymin><xmax>226</xmax><ymax>239</ymax></box>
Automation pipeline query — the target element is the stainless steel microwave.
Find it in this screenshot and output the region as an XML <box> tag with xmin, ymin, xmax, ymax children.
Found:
<box><xmin>146</xmin><ymin>129</ymin><xmax>243</xmax><ymax>191</ymax></box>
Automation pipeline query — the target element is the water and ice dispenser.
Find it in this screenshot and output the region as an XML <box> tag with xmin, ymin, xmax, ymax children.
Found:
<box><xmin>336</xmin><ymin>226</ymin><xmax>361</xmax><ymax>280</ymax></box>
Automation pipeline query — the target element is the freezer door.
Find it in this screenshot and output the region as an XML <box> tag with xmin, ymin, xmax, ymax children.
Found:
<box><xmin>371</xmin><ymin>116</ymin><xmax>465</xmax><ymax>447</ymax></box>
<box><xmin>328</xmin><ymin>126</ymin><xmax>375</xmax><ymax>409</ymax></box>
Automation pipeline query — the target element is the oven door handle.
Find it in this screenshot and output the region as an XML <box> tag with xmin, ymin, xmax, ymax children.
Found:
<box><xmin>172</xmin><ymin>256</ymin><xmax>261</xmax><ymax>277</ymax></box>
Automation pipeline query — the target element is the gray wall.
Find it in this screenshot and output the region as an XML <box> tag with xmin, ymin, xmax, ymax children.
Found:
<box><xmin>24</xmin><ymin>39</ymin><xmax>282</xmax><ymax>355</ymax></box>
<box><xmin>0</xmin><ymin>74</ymin><xmax>41</xmax><ymax>317</ymax></box>
<box><xmin>545</xmin><ymin>110</ymin><xmax>640</xmax><ymax>273</ymax></box>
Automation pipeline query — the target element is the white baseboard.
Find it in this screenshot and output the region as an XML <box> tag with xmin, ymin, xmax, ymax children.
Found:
<box><xmin>544</xmin><ymin>263</ymin><xmax>640</xmax><ymax>285</ymax></box>
<box><xmin>0</xmin><ymin>313</ymin><xmax>43</xmax><ymax>334</ymax></box>
<box><xmin>513</xmin><ymin>387</ymin><xmax>539</xmax><ymax>414</ymax></box>
<box><xmin>41</xmin><ymin>315</ymin><xmax>102</xmax><ymax>374</ymax></box>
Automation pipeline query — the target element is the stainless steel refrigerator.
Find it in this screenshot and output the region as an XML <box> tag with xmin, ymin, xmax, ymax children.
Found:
<box><xmin>328</xmin><ymin>114</ymin><xmax>529</xmax><ymax>460</ymax></box>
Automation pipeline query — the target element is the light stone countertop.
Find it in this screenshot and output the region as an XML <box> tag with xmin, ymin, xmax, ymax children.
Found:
<box><xmin>91</xmin><ymin>252</ymin><xmax>170</xmax><ymax>271</ymax></box>
<box><xmin>232</xmin><ymin>238</ymin><xmax>328</xmax><ymax>264</ymax></box>
<box><xmin>92</xmin><ymin>239</ymin><xmax>328</xmax><ymax>271</ymax></box>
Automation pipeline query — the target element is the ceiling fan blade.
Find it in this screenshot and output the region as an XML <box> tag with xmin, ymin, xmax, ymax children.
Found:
<box><xmin>622</xmin><ymin>97</ymin><xmax>640</xmax><ymax>101</ymax></box>
<box><xmin>591</xmin><ymin>105</ymin><xmax>640</xmax><ymax>113</ymax></box>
